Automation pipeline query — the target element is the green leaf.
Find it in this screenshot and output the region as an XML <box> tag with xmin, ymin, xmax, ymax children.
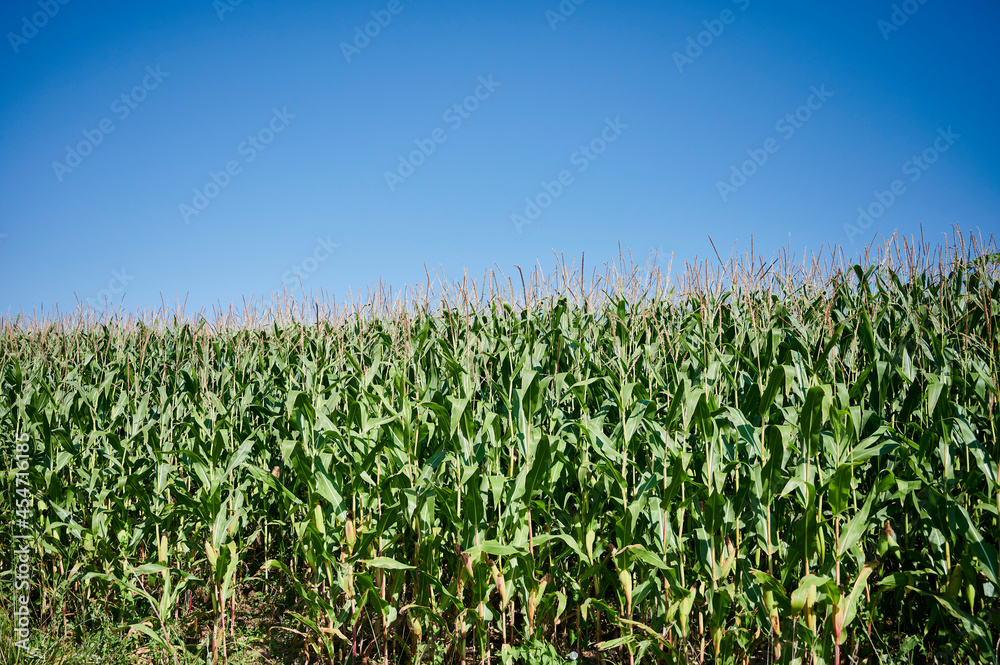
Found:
<box><xmin>908</xmin><ymin>587</ymin><xmax>995</xmax><ymax>658</ymax></box>
<box><xmin>466</xmin><ymin>541</ymin><xmax>522</xmax><ymax>558</ymax></box>
<box><xmin>836</xmin><ymin>562</ymin><xmax>876</xmax><ymax>643</ymax></box>
<box><xmin>799</xmin><ymin>385</ymin><xmax>827</xmax><ymax>453</ymax></box>
<box><xmin>953</xmin><ymin>502</ymin><xmax>1000</xmax><ymax>587</ymax></box>
<box><xmin>128</xmin><ymin>622</ymin><xmax>171</xmax><ymax>651</ymax></box>
<box><xmin>314</xmin><ymin>466</ymin><xmax>346</xmax><ymax>519</ymax></box>
<box><xmin>627</xmin><ymin>545</ymin><xmax>670</xmax><ymax>571</ymax></box>
<box><xmin>826</xmin><ymin>464</ymin><xmax>854</xmax><ymax>516</ymax></box>
<box><xmin>362</xmin><ymin>557</ymin><xmax>415</xmax><ymax>570</ymax></box>
<box><xmin>838</xmin><ymin>485</ymin><xmax>876</xmax><ymax>558</ymax></box>
<box><xmin>791</xmin><ymin>574</ymin><xmax>831</xmax><ymax>615</ymax></box>
<box><xmin>760</xmin><ymin>366</ymin><xmax>786</xmax><ymax>417</ymax></box>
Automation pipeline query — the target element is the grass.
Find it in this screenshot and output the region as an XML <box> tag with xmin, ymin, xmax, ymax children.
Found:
<box><xmin>1</xmin><ymin>228</ymin><xmax>999</xmax><ymax>664</ymax></box>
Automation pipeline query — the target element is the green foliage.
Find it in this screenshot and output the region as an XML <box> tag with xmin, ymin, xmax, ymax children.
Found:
<box><xmin>500</xmin><ymin>639</ymin><xmax>566</xmax><ymax>665</ymax></box>
<box><xmin>1</xmin><ymin>234</ymin><xmax>999</xmax><ymax>663</ymax></box>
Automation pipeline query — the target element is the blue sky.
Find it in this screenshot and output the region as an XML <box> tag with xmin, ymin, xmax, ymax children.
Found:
<box><xmin>1</xmin><ymin>0</ymin><xmax>998</xmax><ymax>317</ymax></box>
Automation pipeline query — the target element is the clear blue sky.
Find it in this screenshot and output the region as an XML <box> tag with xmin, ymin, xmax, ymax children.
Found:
<box><xmin>1</xmin><ymin>0</ymin><xmax>998</xmax><ymax>316</ymax></box>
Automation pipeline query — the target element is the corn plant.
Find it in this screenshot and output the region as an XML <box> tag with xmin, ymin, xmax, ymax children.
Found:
<box><xmin>1</xmin><ymin>229</ymin><xmax>998</xmax><ymax>664</ymax></box>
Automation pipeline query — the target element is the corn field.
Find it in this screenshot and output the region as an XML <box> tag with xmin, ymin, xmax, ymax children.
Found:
<box><xmin>2</xmin><ymin>231</ymin><xmax>1000</xmax><ymax>664</ymax></box>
